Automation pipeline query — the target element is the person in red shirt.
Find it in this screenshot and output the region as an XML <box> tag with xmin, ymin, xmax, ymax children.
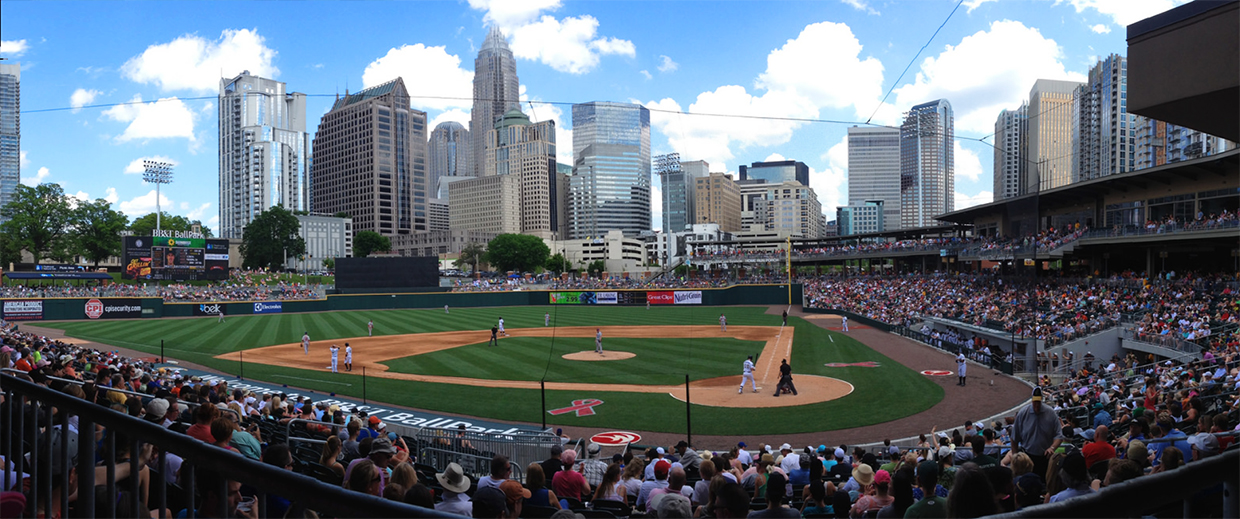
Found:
<box><xmin>1082</xmin><ymin>425</ymin><xmax>1116</xmax><ymax>469</ymax></box>
<box><xmin>186</xmin><ymin>403</ymin><xmax>218</xmax><ymax>444</ymax></box>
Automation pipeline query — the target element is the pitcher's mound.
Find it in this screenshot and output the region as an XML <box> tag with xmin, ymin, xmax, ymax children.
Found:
<box><xmin>562</xmin><ymin>351</ymin><xmax>636</xmax><ymax>361</ymax></box>
<box><xmin>667</xmin><ymin>375</ymin><xmax>853</xmax><ymax>408</ymax></box>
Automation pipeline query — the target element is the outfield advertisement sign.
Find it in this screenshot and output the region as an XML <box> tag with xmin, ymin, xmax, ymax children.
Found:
<box><xmin>647</xmin><ymin>291</ymin><xmax>675</xmax><ymax>305</ymax></box>
<box><xmin>85</xmin><ymin>298</ymin><xmax>142</xmax><ymax>319</ymax></box>
<box><xmin>2</xmin><ymin>300</ymin><xmax>43</xmax><ymax>320</ymax></box>
<box><xmin>549</xmin><ymin>292</ymin><xmax>597</xmax><ymax>305</ymax></box>
<box><xmin>595</xmin><ymin>292</ymin><xmax>618</xmax><ymax>304</ymax></box>
<box><xmin>551</xmin><ymin>290</ymin><xmax>693</xmax><ymax>305</ymax></box>
<box><xmin>674</xmin><ymin>291</ymin><xmax>703</xmax><ymax>304</ymax></box>
<box><xmin>253</xmin><ymin>302</ymin><xmax>283</xmax><ymax>314</ymax></box>
<box><xmin>193</xmin><ymin>303</ymin><xmax>224</xmax><ymax>317</ymax></box>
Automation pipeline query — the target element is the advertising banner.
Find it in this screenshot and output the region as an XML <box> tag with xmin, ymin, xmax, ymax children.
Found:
<box><xmin>549</xmin><ymin>292</ymin><xmax>597</xmax><ymax>304</ymax></box>
<box><xmin>595</xmin><ymin>292</ymin><xmax>618</xmax><ymax>304</ymax></box>
<box><xmin>253</xmin><ymin>302</ymin><xmax>283</xmax><ymax>314</ymax></box>
<box><xmin>193</xmin><ymin>303</ymin><xmax>224</xmax><ymax>317</ymax></box>
<box><xmin>122</xmin><ymin>236</ymin><xmax>229</xmax><ymax>281</ymax></box>
<box><xmin>2</xmin><ymin>300</ymin><xmax>43</xmax><ymax>320</ymax></box>
<box><xmin>85</xmin><ymin>298</ymin><xmax>142</xmax><ymax>319</ymax></box>
<box><xmin>674</xmin><ymin>291</ymin><xmax>703</xmax><ymax>305</ymax></box>
<box><xmin>647</xmin><ymin>291</ymin><xmax>675</xmax><ymax>305</ymax></box>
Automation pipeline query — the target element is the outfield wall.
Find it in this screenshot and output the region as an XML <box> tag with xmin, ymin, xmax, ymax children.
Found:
<box><xmin>1</xmin><ymin>284</ymin><xmax>803</xmax><ymax>322</ymax></box>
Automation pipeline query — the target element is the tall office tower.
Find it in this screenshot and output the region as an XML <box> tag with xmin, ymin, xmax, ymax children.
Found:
<box><xmin>1025</xmin><ymin>79</ymin><xmax>1082</xmax><ymax>191</ymax></box>
<box><xmin>761</xmin><ymin>180</ymin><xmax>824</xmax><ymax>238</ymax></box>
<box><xmin>739</xmin><ymin>180</ymin><xmax>771</xmax><ymax>232</ymax></box>
<box><xmin>993</xmin><ymin>105</ymin><xmax>1027</xmax><ymax>200</ymax></box>
<box><xmin>846</xmin><ymin>126</ymin><xmax>902</xmax><ymax>230</ymax></box>
<box><xmin>218</xmin><ymin>71</ymin><xmax>311</xmax><ymax>239</ymax></box>
<box><xmin>311</xmin><ymin>78</ymin><xmax>428</xmax><ymax>237</ymax></box>
<box><xmin>568</xmin><ymin>102</ymin><xmax>651</xmax><ymax>238</ymax></box>
<box><xmin>655</xmin><ymin>154</ymin><xmax>709</xmax><ymax>235</ymax></box>
<box><xmin>0</xmin><ymin>62</ymin><xmax>19</xmax><ymax>223</ymax></box>
<box><xmin>694</xmin><ymin>172</ymin><xmax>742</xmax><ymax>232</ymax></box>
<box><xmin>471</xmin><ymin>26</ymin><xmax>520</xmax><ymax>177</ymax></box>
<box><xmin>428</xmin><ymin>121</ymin><xmax>472</xmax><ymax>198</ymax></box>
<box><xmin>484</xmin><ymin>109</ymin><xmax>560</xmax><ymax>238</ymax></box>
<box><xmin>899</xmin><ymin>99</ymin><xmax>954</xmax><ymax>229</ymax></box>
<box><xmin>1074</xmin><ymin>54</ymin><xmax>1136</xmax><ymax>182</ymax></box>
<box><xmin>738</xmin><ymin>159</ymin><xmax>810</xmax><ymax>186</ymax></box>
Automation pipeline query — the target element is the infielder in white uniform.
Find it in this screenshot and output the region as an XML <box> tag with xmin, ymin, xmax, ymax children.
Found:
<box><xmin>596</xmin><ymin>329</ymin><xmax>603</xmax><ymax>354</ymax></box>
<box><xmin>344</xmin><ymin>343</ymin><xmax>353</xmax><ymax>372</ymax></box>
<box><xmin>738</xmin><ymin>355</ymin><xmax>757</xmax><ymax>393</ymax></box>
<box><xmin>498</xmin><ymin>317</ymin><xmax>507</xmax><ymax>336</ymax></box>
<box><xmin>545</xmin><ymin>313</ymin><xmax>550</xmax><ymax>327</ymax></box>
<box><xmin>841</xmin><ymin>315</ymin><xmax>849</xmax><ymax>332</ymax></box>
<box><xmin>720</xmin><ymin>314</ymin><xmax>727</xmax><ymax>332</ymax></box>
<box><xmin>302</xmin><ymin>332</ymin><xmax>310</xmax><ymax>355</ymax></box>
<box><xmin>367</xmin><ymin>319</ymin><xmax>374</xmax><ymax>337</ymax></box>
<box><xmin>956</xmin><ymin>353</ymin><xmax>967</xmax><ymax>386</ymax></box>
<box><xmin>329</xmin><ymin>344</ymin><xmax>340</xmax><ymax>373</ymax></box>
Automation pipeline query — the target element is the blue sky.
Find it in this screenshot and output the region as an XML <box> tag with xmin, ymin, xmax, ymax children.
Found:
<box><xmin>0</xmin><ymin>0</ymin><xmax>1186</xmax><ymax>234</ymax></box>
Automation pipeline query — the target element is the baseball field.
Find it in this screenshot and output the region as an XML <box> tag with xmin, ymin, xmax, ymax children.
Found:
<box><xmin>40</xmin><ymin>305</ymin><xmax>945</xmax><ymax>435</ymax></box>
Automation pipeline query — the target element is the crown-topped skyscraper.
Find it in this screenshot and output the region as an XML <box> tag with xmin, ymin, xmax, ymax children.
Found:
<box><xmin>470</xmin><ymin>26</ymin><xmax>521</xmax><ymax>177</ymax></box>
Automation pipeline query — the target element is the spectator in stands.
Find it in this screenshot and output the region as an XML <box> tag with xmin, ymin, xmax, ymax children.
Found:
<box><xmin>341</xmin><ymin>419</ymin><xmax>362</xmax><ymax>462</ymax></box>
<box><xmin>390</xmin><ymin>462</ymin><xmax>417</xmax><ymax>491</ymax></box>
<box><xmin>1149</xmin><ymin>413</ymin><xmax>1191</xmax><ymax>467</ymax></box>
<box><xmin>320</xmin><ymin>436</ymin><xmax>346</xmax><ymax>479</ymax></box>
<box><xmin>553</xmin><ymin>449</ymin><xmax>591</xmax><ymax>504</ymax></box>
<box><xmin>479</xmin><ymin>455</ymin><xmax>512</xmax><ymax>489</ymax></box>
<box><xmin>542</xmin><ymin>444</ymin><xmax>565</xmax><ymax>484</ymax></box>
<box><xmin>801</xmin><ymin>476</ymin><xmax>834</xmax><ymax>517</ymax></box>
<box><xmin>404</xmin><ymin>483</ymin><xmax>436</xmax><ymax>509</ymax></box>
<box><xmin>29</xmin><ymin>427</ymin><xmax>78</xmax><ymax>519</ymax></box>
<box><xmin>638</xmin><ymin>460</ymin><xmax>671</xmax><ymax>510</ymax></box>
<box><xmin>359</xmin><ymin>415</ymin><xmax>382</xmax><ymax>441</ymax></box>
<box><xmin>193</xmin><ymin>469</ymin><xmax>256</xmax><ymax>519</ymax></box>
<box><xmin>581</xmin><ymin>442</ymin><xmax>609</xmax><ymax>488</ymax></box>
<box><xmin>262</xmin><ymin>444</ymin><xmax>296</xmax><ymax>517</ymax></box>
<box><xmin>1012</xmin><ymin>387</ymin><xmax>1063</xmax><ymax>482</ymax></box>
<box><xmin>945</xmin><ymin>464</ymin><xmax>996</xmax><ymax>518</ymax></box>
<box><xmin>499</xmin><ymin>480</ymin><xmax>531</xmax><ymax>519</ymax></box>
<box><xmin>1081</xmin><ymin>426</ymin><xmax>1116</xmax><ymax>469</ymax></box>
<box><xmin>1048</xmin><ymin>452</ymin><xmax>1093</xmax><ymax>503</ymax></box>
<box><xmin>435</xmin><ymin>463</ymin><xmax>475</xmax><ymax>516</ymax></box>
<box><xmin>1189</xmin><ymin>414</ymin><xmax>1220</xmax><ymax>460</ymax></box>
<box><xmin>210</xmin><ymin>417</ymin><xmax>240</xmax><ymax>454</ymax></box>
<box><xmin>877</xmin><ymin>467</ymin><xmax>914</xmax><ymax>518</ymax></box>
<box><xmin>656</xmin><ymin>493</ymin><xmax>693</xmax><ymax>518</ymax></box>
<box><xmin>1152</xmin><ymin>447</ymin><xmax>1184</xmax><ymax>473</ymax></box>
<box><xmin>523</xmin><ymin>463</ymin><xmax>562</xmax><ymax>510</ymax></box>
<box><xmin>849</xmin><ymin>468</ymin><xmax>892</xmax><ymax>518</ymax></box>
<box><xmin>621</xmin><ymin>458</ymin><xmax>645</xmax><ymax>502</ymax></box>
<box><xmin>905</xmin><ymin>461</ymin><xmax>946</xmax><ymax>518</ymax></box>
<box><xmin>1102</xmin><ymin>459</ymin><xmax>1143</xmax><ymax>487</ymax></box>
<box><xmin>593</xmin><ymin>463</ymin><xmax>627</xmax><ymax>505</ymax></box>
<box><xmin>747</xmin><ymin>471</ymin><xmax>796</xmax><ymax>518</ymax></box>
<box><xmin>714</xmin><ymin>482</ymin><xmax>752</xmax><ymax>519</ymax></box>
<box><xmin>472</xmin><ymin>486</ymin><xmax>507</xmax><ymax>519</ymax></box>
<box><xmin>345</xmin><ymin>459</ymin><xmax>384</xmax><ymax>497</ymax></box>
<box><xmin>187</xmin><ymin>403</ymin><xmax>218</xmax><ymax>443</ymax></box>
<box><xmin>693</xmin><ymin>459</ymin><xmax>715</xmax><ymax>506</ymax></box>
<box><xmin>676</xmin><ymin>440</ymin><xmax>701</xmax><ymax>474</ymax></box>
<box><xmin>649</xmin><ymin>465</ymin><xmax>694</xmax><ymax>511</ymax></box>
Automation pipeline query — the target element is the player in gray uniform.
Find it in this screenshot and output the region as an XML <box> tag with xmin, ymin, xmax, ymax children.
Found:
<box><xmin>596</xmin><ymin>329</ymin><xmax>603</xmax><ymax>354</ymax></box>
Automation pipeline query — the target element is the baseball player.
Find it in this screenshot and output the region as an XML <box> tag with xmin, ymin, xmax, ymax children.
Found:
<box><xmin>344</xmin><ymin>343</ymin><xmax>353</xmax><ymax>372</ymax></box>
<box><xmin>217</xmin><ymin>307</ymin><xmax>225</xmax><ymax>323</ymax></box>
<box><xmin>329</xmin><ymin>344</ymin><xmax>340</xmax><ymax>373</ymax></box>
<box><xmin>367</xmin><ymin>319</ymin><xmax>374</xmax><ymax>337</ymax></box>
<box><xmin>719</xmin><ymin>313</ymin><xmax>727</xmax><ymax>332</ymax></box>
<box><xmin>957</xmin><ymin>352</ymin><xmax>967</xmax><ymax>386</ymax></box>
<box><xmin>596</xmin><ymin>328</ymin><xmax>603</xmax><ymax>354</ymax></box>
<box><xmin>738</xmin><ymin>355</ymin><xmax>757</xmax><ymax>394</ymax></box>
<box><xmin>498</xmin><ymin>317</ymin><xmax>507</xmax><ymax>336</ymax></box>
<box><xmin>545</xmin><ymin>312</ymin><xmax>550</xmax><ymax>327</ymax></box>
<box><xmin>445</xmin><ymin>304</ymin><xmax>449</xmax><ymax>314</ymax></box>
<box><xmin>489</xmin><ymin>325</ymin><xmax>499</xmax><ymax>346</ymax></box>
<box><xmin>782</xmin><ymin>309</ymin><xmax>788</xmax><ymax>327</ymax></box>
<box><xmin>841</xmin><ymin>315</ymin><xmax>849</xmax><ymax>332</ymax></box>
<box><xmin>302</xmin><ymin>332</ymin><xmax>310</xmax><ymax>355</ymax></box>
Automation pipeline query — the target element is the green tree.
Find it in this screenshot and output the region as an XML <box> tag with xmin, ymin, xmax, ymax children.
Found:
<box><xmin>240</xmin><ymin>206</ymin><xmax>305</xmax><ymax>270</ymax></box>
<box><xmin>129</xmin><ymin>212</ymin><xmax>193</xmax><ymax>237</ymax></box>
<box><xmin>458</xmin><ymin>242</ymin><xmax>486</xmax><ymax>274</ymax></box>
<box><xmin>334</xmin><ymin>211</ymin><xmax>351</xmax><ymax>219</ymax></box>
<box><xmin>545</xmin><ymin>253</ymin><xmax>571</xmax><ymax>274</ymax></box>
<box><xmin>0</xmin><ymin>236</ymin><xmax>22</xmax><ymax>268</ymax></box>
<box><xmin>353</xmin><ymin>230</ymin><xmax>391</xmax><ymax>258</ymax></box>
<box><xmin>587</xmin><ymin>259</ymin><xmax>606</xmax><ymax>277</ymax></box>
<box><xmin>322</xmin><ymin>257</ymin><xmax>335</xmax><ymax>269</ymax></box>
<box><xmin>674</xmin><ymin>264</ymin><xmax>690</xmax><ymax>276</ymax></box>
<box><xmin>71</xmin><ymin>198</ymin><xmax>129</xmax><ymax>267</ymax></box>
<box><xmin>0</xmin><ymin>183</ymin><xmax>75</xmax><ymax>264</ymax></box>
<box><xmin>484</xmin><ymin>234</ymin><xmax>550</xmax><ymax>273</ymax></box>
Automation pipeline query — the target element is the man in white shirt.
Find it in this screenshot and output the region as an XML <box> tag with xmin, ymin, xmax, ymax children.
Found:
<box><xmin>738</xmin><ymin>355</ymin><xmax>757</xmax><ymax>394</ymax></box>
<box><xmin>956</xmin><ymin>353</ymin><xmax>967</xmax><ymax>386</ymax></box>
<box><xmin>498</xmin><ymin>317</ymin><xmax>507</xmax><ymax>336</ymax></box>
<box><xmin>778</xmin><ymin>444</ymin><xmax>799</xmax><ymax>474</ymax></box>
<box><xmin>329</xmin><ymin>344</ymin><xmax>340</xmax><ymax>373</ymax></box>
<box><xmin>344</xmin><ymin>344</ymin><xmax>353</xmax><ymax>372</ymax></box>
<box><xmin>434</xmin><ymin>463</ymin><xmax>473</xmax><ymax>516</ymax></box>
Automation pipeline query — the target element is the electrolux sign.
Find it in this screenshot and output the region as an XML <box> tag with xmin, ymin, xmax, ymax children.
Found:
<box><xmin>253</xmin><ymin>302</ymin><xmax>283</xmax><ymax>314</ymax></box>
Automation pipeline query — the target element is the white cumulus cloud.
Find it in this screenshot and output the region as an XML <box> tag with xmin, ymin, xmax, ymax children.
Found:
<box><xmin>19</xmin><ymin>150</ymin><xmax>28</xmax><ymax>170</ymax></box>
<box><xmin>362</xmin><ymin>44</ymin><xmax>475</xmax><ymax>112</ymax></box>
<box><xmin>955</xmin><ymin>190</ymin><xmax>993</xmax><ymax>210</ymax></box>
<box><xmin>811</xmin><ymin>138</ymin><xmax>849</xmax><ymax>215</ymax></box>
<box><xmin>469</xmin><ymin>1</ymin><xmax>635</xmax><ymax>75</ymax></box>
<box><xmin>428</xmin><ymin>109</ymin><xmax>472</xmax><ymax>132</ymax></box>
<box><xmin>468</xmin><ymin>0</ymin><xmax>562</xmax><ymax>28</ymax></box>
<box><xmin>639</xmin><ymin>70</ymin><xmax>652</xmax><ymax>80</ymax></box>
<box><xmin>963</xmin><ymin>0</ymin><xmax>999</xmax><ymax>13</ymax></box>
<box><xmin>121</xmin><ymin>29</ymin><xmax>278</xmax><ymax>93</ymax></box>
<box><xmin>657</xmin><ymin>55</ymin><xmax>678</xmax><ymax>73</ymax></box>
<box><xmin>1090</xmin><ymin>24</ymin><xmax>1111</xmax><ymax>34</ymax></box>
<box><xmin>523</xmin><ymin>96</ymin><xmax>573</xmax><ymax>165</ymax></box>
<box><xmin>70</xmin><ymin>88</ymin><xmax>102</xmax><ymax>113</ymax></box>
<box><xmin>0</xmin><ymin>39</ymin><xmax>29</xmax><ymax>57</ymax></box>
<box><xmin>103</xmin><ymin>96</ymin><xmax>196</xmax><ymax>143</ymax></box>
<box><xmin>124</xmin><ymin>155</ymin><xmax>181</xmax><ymax>174</ymax></box>
<box><xmin>21</xmin><ymin>166</ymin><xmax>50</xmax><ymax>186</ymax></box>
<box><xmin>119</xmin><ymin>189</ymin><xmax>173</xmax><ymax>216</ymax></box>
<box><xmin>186</xmin><ymin>202</ymin><xmax>212</xmax><ymax>220</ymax></box>
<box><xmin>892</xmin><ymin>20</ymin><xmax>1085</xmax><ymax>134</ymax></box>
<box><xmin>1063</xmin><ymin>0</ymin><xmax>1189</xmax><ymax>27</ymax></box>
<box><xmin>103</xmin><ymin>187</ymin><xmax>119</xmax><ymax>204</ymax></box>
<box><xmin>955</xmin><ymin>141</ymin><xmax>984</xmax><ymax>182</ymax></box>
<box><xmin>840</xmin><ymin>0</ymin><xmax>880</xmax><ymax>15</ymax></box>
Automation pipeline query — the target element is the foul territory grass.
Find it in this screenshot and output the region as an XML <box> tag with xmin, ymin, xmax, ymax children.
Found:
<box><xmin>42</xmin><ymin>306</ymin><xmax>943</xmax><ymax>435</ymax></box>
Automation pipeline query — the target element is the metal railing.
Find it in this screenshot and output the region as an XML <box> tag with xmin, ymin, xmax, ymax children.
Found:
<box><xmin>1121</xmin><ymin>327</ymin><xmax>1205</xmax><ymax>354</ymax></box>
<box><xmin>0</xmin><ymin>373</ymin><xmax>458</xmax><ymax>518</ymax></box>
<box><xmin>413</xmin><ymin>427</ymin><xmax>557</xmax><ymax>482</ymax></box>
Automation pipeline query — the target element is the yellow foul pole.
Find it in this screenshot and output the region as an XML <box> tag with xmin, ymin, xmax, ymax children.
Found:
<box><xmin>786</xmin><ymin>236</ymin><xmax>792</xmax><ymax>306</ymax></box>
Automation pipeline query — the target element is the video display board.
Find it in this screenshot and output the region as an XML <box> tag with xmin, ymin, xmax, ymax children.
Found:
<box><xmin>122</xmin><ymin>236</ymin><xmax>229</xmax><ymax>281</ymax></box>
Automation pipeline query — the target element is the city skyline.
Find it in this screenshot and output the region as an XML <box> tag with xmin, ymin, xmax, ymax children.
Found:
<box><xmin>0</xmin><ymin>0</ymin><xmax>1189</xmax><ymax>235</ymax></box>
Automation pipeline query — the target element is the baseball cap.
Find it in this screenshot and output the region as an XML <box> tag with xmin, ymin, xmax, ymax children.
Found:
<box><xmin>654</xmin><ymin>460</ymin><xmax>671</xmax><ymax>478</ymax></box>
<box><xmin>369</xmin><ymin>438</ymin><xmax>396</xmax><ymax>456</ymax></box>
<box><xmin>779</xmin><ymin>443</ymin><xmax>792</xmax><ymax>451</ymax></box>
<box><xmin>499</xmin><ymin>479</ymin><xmax>531</xmax><ymax>506</ymax></box>
<box><xmin>873</xmin><ymin>469</ymin><xmax>891</xmax><ymax>485</ymax></box>
<box><xmin>145</xmin><ymin>398</ymin><xmax>170</xmax><ymax>419</ymax></box>
<box><xmin>737</xmin><ymin>441</ymin><xmax>747</xmax><ymax>448</ymax></box>
<box><xmin>1031</xmin><ymin>387</ymin><xmax>1043</xmax><ymax>402</ymax></box>
<box><xmin>368</xmin><ymin>416</ymin><xmax>381</xmax><ymax>425</ymax></box>
<box><xmin>656</xmin><ymin>447</ymin><xmax>665</xmax><ymax>455</ymax></box>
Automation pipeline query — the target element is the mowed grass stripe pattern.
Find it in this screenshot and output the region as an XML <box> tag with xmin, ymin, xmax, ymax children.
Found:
<box><xmin>45</xmin><ymin>307</ymin><xmax>944</xmax><ymax>435</ymax></box>
<box><xmin>383</xmin><ymin>337</ymin><xmax>765</xmax><ymax>385</ymax></box>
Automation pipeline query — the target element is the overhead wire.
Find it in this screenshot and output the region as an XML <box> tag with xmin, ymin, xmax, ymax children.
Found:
<box><xmin>865</xmin><ymin>0</ymin><xmax>965</xmax><ymax>125</ymax></box>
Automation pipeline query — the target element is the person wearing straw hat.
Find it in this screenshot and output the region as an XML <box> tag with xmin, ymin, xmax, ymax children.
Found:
<box><xmin>434</xmin><ymin>462</ymin><xmax>474</xmax><ymax>516</ymax></box>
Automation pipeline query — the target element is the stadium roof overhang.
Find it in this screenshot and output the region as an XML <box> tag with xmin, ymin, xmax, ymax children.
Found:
<box><xmin>2</xmin><ymin>272</ymin><xmax>114</xmax><ymax>280</ymax></box>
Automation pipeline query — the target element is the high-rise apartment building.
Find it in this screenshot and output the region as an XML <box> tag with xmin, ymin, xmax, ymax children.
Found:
<box><xmin>655</xmin><ymin>154</ymin><xmax>709</xmax><ymax>235</ymax></box>
<box><xmin>900</xmin><ymin>99</ymin><xmax>954</xmax><ymax>229</ymax></box>
<box><xmin>293</xmin><ymin>214</ymin><xmax>352</xmax><ymax>269</ymax></box>
<box><xmin>428</xmin><ymin>121</ymin><xmax>471</xmax><ymax>199</ymax></box>
<box><xmin>218</xmin><ymin>72</ymin><xmax>311</xmax><ymax>239</ymax></box>
<box><xmin>1074</xmin><ymin>54</ymin><xmax>1136</xmax><ymax>182</ymax></box>
<box><xmin>993</xmin><ymin>105</ymin><xmax>1026</xmax><ymax>200</ymax></box>
<box><xmin>694</xmin><ymin>172</ymin><xmax>741</xmax><ymax>232</ymax></box>
<box><xmin>739</xmin><ymin>160</ymin><xmax>809</xmax><ymax>187</ymax></box>
<box><xmin>311</xmin><ymin>78</ymin><xmax>428</xmax><ymax>237</ymax></box>
<box><xmin>760</xmin><ymin>180</ymin><xmax>824</xmax><ymax>238</ymax></box>
<box><xmin>484</xmin><ymin>109</ymin><xmax>560</xmax><ymax>238</ymax></box>
<box><xmin>471</xmin><ymin>26</ymin><xmax>520</xmax><ymax>177</ymax></box>
<box><xmin>846</xmin><ymin>126</ymin><xmax>901</xmax><ymax>230</ymax></box>
<box><xmin>1134</xmin><ymin>117</ymin><xmax>1233</xmax><ymax>170</ymax></box>
<box><xmin>0</xmin><ymin>62</ymin><xmax>20</xmax><ymax>223</ymax></box>
<box><xmin>1026</xmin><ymin>79</ymin><xmax>1081</xmax><ymax>191</ymax></box>
<box><xmin>568</xmin><ymin>102</ymin><xmax>651</xmax><ymax>238</ymax></box>
<box><xmin>739</xmin><ymin>180</ymin><xmax>771</xmax><ymax>232</ymax></box>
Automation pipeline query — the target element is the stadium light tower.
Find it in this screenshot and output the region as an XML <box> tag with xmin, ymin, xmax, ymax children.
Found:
<box><xmin>142</xmin><ymin>160</ymin><xmax>175</xmax><ymax>236</ymax></box>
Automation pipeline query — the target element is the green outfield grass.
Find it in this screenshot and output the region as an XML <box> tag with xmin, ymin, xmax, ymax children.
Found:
<box><xmin>42</xmin><ymin>306</ymin><xmax>944</xmax><ymax>435</ymax></box>
<box><xmin>383</xmin><ymin>337</ymin><xmax>766</xmax><ymax>385</ymax></box>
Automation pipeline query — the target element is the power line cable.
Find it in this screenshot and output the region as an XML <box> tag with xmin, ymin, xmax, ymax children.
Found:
<box><xmin>865</xmin><ymin>0</ymin><xmax>964</xmax><ymax>124</ymax></box>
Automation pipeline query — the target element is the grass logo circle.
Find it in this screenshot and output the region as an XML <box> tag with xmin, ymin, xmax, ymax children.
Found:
<box><xmin>921</xmin><ymin>370</ymin><xmax>953</xmax><ymax>376</ymax></box>
<box><xmin>590</xmin><ymin>431</ymin><xmax>641</xmax><ymax>446</ymax></box>
<box><xmin>85</xmin><ymin>299</ymin><xmax>104</xmax><ymax>319</ymax></box>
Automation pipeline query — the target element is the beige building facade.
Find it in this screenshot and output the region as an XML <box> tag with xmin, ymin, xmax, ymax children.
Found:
<box><xmin>694</xmin><ymin>173</ymin><xmax>742</xmax><ymax>232</ymax></box>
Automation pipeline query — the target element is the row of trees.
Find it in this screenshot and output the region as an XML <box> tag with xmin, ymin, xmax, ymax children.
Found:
<box><xmin>237</xmin><ymin>206</ymin><xmax>392</xmax><ymax>270</ymax></box>
<box><xmin>456</xmin><ymin>234</ymin><xmax>605</xmax><ymax>276</ymax></box>
<box><xmin>0</xmin><ymin>183</ymin><xmax>210</xmax><ymax>267</ymax></box>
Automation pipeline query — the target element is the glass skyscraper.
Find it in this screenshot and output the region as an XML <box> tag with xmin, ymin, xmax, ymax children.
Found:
<box><xmin>900</xmin><ymin>99</ymin><xmax>954</xmax><ymax>229</ymax></box>
<box><xmin>471</xmin><ymin>26</ymin><xmax>520</xmax><ymax>178</ymax></box>
<box><xmin>428</xmin><ymin>121</ymin><xmax>471</xmax><ymax>198</ymax></box>
<box><xmin>0</xmin><ymin>63</ymin><xmax>19</xmax><ymax>223</ymax></box>
<box><xmin>569</xmin><ymin>101</ymin><xmax>651</xmax><ymax>238</ymax></box>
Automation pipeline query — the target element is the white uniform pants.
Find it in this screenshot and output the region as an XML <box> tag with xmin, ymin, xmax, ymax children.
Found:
<box><xmin>739</xmin><ymin>373</ymin><xmax>756</xmax><ymax>391</ymax></box>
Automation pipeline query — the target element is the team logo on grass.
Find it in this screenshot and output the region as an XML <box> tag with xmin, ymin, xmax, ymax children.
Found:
<box><xmin>921</xmin><ymin>370</ymin><xmax>953</xmax><ymax>376</ymax></box>
<box><xmin>548</xmin><ymin>399</ymin><xmax>604</xmax><ymax>417</ymax></box>
<box><xmin>824</xmin><ymin>361</ymin><xmax>881</xmax><ymax>368</ymax></box>
<box><xmin>591</xmin><ymin>431</ymin><xmax>641</xmax><ymax>445</ymax></box>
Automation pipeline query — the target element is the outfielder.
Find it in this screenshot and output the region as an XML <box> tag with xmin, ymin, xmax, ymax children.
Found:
<box><xmin>344</xmin><ymin>343</ymin><xmax>353</xmax><ymax>372</ymax></box>
<box><xmin>595</xmin><ymin>328</ymin><xmax>603</xmax><ymax>354</ymax></box>
<box><xmin>302</xmin><ymin>332</ymin><xmax>310</xmax><ymax>355</ymax></box>
<box><xmin>445</xmin><ymin>304</ymin><xmax>449</xmax><ymax>314</ymax></box>
<box><xmin>719</xmin><ymin>314</ymin><xmax>727</xmax><ymax>332</ymax></box>
<box><xmin>217</xmin><ymin>307</ymin><xmax>225</xmax><ymax>323</ymax></box>
<box><xmin>498</xmin><ymin>317</ymin><xmax>507</xmax><ymax>336</ymax></box>
<box><xmin>329</xmin><ymin>344</ymin><xmax>340</xmax><ymax>373</ymax></box>
<box><xmin>367</xmin><ymin>319</ymin><xmax>374</xmax><ymax>337</ymax></box>
<box><xmin>545</xmin><ymin>312</ymin><xmax>550</xmax><ymax>327</ymax></box>
<box><xmin>738</xmin><ymin>355</ymin><xmax>757</xmax><ymax>394</ymax></box>
<box><xmin>841</xmin><ymin>315</ymin><xmax>849</xmax><ymax>332</ymax></box>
